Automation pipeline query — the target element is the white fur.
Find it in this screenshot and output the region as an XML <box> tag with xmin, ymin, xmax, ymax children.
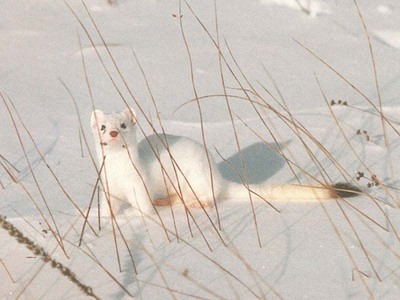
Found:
<box><xmin>91</xmin><ymin>108</ymin><xmax>333</xmax><ymax>217</ymax></box>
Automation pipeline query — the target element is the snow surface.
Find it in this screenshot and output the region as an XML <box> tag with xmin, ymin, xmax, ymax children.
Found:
<box><xmin>374</xmin><ymin>30</ymin><xmax>400</xmax><ymax>49</ymax></box>
<box><xmin>1</xmin><ymin>0</ymin><xmax>400</xmax><ymax>299</ymax></box>
<box><xmin>261</xmin><ymin>0</ymin><xmax>330</xmax><ymax>18</ymax></box>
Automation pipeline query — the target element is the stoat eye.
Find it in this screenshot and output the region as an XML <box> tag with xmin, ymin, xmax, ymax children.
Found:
<box><xmin>101</xmin><ymin>125</ymin><xmax>106</xmax><ymax>131</ymax></box>
<box><xmin>120</xmin><ymin>123</ymin><xmax>126</xmax><ymax>129</ymax></box>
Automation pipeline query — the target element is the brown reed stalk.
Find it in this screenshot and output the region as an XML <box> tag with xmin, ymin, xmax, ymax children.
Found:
<box><xmin>0</xmin><ymin>215</ymin><xmax>99</xmax><ymax>299</ymax></box>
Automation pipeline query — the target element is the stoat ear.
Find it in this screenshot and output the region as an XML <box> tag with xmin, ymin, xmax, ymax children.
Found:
<box><xmin>91</xmin><ymin>109</ymin><xmax>106</xmax><ymax>131</ymax></box>
<box><xmin>124</xmin><ymin>107</ymin><xmax>137</xmax><ymax>125</ymax></box>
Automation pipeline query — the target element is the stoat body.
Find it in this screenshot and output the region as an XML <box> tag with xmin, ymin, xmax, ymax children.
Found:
<box><xmin>91</xmin><ymin>107</ymin><xmax>360</xmax><ymax>216</ymax></box>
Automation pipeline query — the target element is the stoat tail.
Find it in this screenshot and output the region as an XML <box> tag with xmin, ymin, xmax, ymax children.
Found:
<box><xmin>222</xmin><ymin>182</ymin><xmax>361</xmax><ymax>202</ymax></box>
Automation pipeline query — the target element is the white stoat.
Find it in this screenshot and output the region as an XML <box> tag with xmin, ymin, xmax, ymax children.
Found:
<box><xmin>91</xmin><ymin>107</ymin><xmax>360</xmax><ymax>216</ymax></box>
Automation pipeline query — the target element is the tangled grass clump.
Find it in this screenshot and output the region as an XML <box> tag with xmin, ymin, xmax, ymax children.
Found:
<box><xmin>0</xmin><ymin>215</ymin><xmax>99</xmax><ymax>299</ymax></box>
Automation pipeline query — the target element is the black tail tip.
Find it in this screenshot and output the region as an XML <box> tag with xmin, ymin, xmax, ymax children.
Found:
<box><xmin>331</xmin><ymin>182</ymin><xmax>363</xmax><ymax>198</ymax></box>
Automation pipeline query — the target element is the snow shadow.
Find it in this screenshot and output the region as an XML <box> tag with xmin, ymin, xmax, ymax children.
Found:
<box><xmin>217</xmin><ymin>141</ymin><xmax>288</xmax><ymax>184</ymax></box>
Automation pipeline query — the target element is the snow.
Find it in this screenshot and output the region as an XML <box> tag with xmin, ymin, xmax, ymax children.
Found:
<box><xmin>260</xmin><ymin>0</ymin><xmax>330</xmax><ymax>17</ymax></box>
<box><xmin>374</xmin><ymin>30</ymin><xmax>400</xmax><ymax>49</ymax></box>
<box><xmin>1</xmin><ymin>0</ymin><xmax>400</xmax><ymax>299</ymax></box>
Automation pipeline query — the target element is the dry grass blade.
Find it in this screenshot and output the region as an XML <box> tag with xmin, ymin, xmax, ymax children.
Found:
<box><xmin>11</xmin><ymin>207</ymin><xmax>47</xmax><ymax>238</ymax></box>
<box><xmin>67</xmin><ymin>238</ymin><xmax>133</xmax><ymax>297</ymax></box>
<box><xmin>221</xmin><ymin>234</ymin><xmax>283</xmax><ymax>299</ymax></box>
<box><xmin>235</xmin><ymin>111</ymin><xmax>385</xmax><ymax>238</ymax></box>
<box><xmin>142</xmin><ymin>214</ymin><xmax>264</xmax><ymax>298</ymax></box>
<box><xmin>178</xmin><ymin>0</ymin><xmax>219</xmax><ymax>230</ymax></box>
<box><xmin>0</xmin><ymin>257</ymin><xmax>15</xmax><ymax>284</ymax></box>
<box><xmin>257</xmin><ymin>70</ymin><xmax>327</xmax><ymax>182</ymax></box>
<box><xmin>1</xmin><ymin>93</ymin><xmax>67</xmax><ymax>257</ymax></box>
<box><xmin>315</xmin><ymin>76</ymin><xmax>400</xmax><ymax>238</ymax></box>
<box><xmin>317</xmin><ymin>201</ymin><xmax>374</xmax><ymax>297</ymax></box>
<box><xmin>314</xmin><ymin>76</ymin><xmax>400</xmax><ymax>283</ymax></box>
<box><xmin>7</xmin><ymin>96</ymin><xmax>98</xmax><ymax>237</ymax></box>
<box><xmin>78</xmin><ymin>158</ymin><xmax>105</xmax><ymax>246</ymax></box>
<box><xmin>213</xmin><ymin>0</ymin><xmax>249</xmax><ymax>232</ymax></box>
<box><xmin>0</xmin><ymin>154</ymin><xmax>20</xmax><ymax>173</ymax></box>
<box><xmin>0</xmin><ymin>160</ymin><xmax>19</xmax><ymax>183</ymax></box>
<box><xmin>183</xmin><ymin>0</ymin><xmax>262</xmax><ymax>247</ymax></box>
<box><xmin>335</xmin><ymin>199</ymin><xmax>382</xmax><ymax>281</ymax></box>
<box><xmin>120</xmin><ymin>237</ymin><xmax>223</xmax><ymax>299</ymax></box>
<box><xmin>293</xmin><ymin>39</ymin><xmax>400</xmax><ymax>139</ymax></box>
<box><xmin>214</xmin><ymin>147</ymin><xmax>280</xmax><ymax>213</ymax></box>
<box><xmin>78</xmin><ymin>127</ymin><xmax>84</xmax><ymax>158</ymax></box>
<box><xmin>130</xmin><ymin>47</ymin><xmax>181</xmax><ymax>242</ymax></box>
<box><xmin>341</xmin><ymin>199</ymin><xmax>388</xmax><ymax>232</ymax></box>
<box><xmin>352</xmin><ymin>0</ymin><xmax>396</xmax><ymax>200</ymax></box>
<box><xmin>353</xmin><ymin>0</ymin><xmax>387</xmax><ymax>147</ymax></box>
<box><xmin>135</xmin><ymin>278</ymin><xmax>213</xmax><ymax>300</ymax></box>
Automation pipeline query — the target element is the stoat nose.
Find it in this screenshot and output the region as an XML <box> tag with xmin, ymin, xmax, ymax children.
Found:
<box><xmin>109</xmin><ymin>131</ymin><xmax>119</xmax><ymax>138</ymax></box>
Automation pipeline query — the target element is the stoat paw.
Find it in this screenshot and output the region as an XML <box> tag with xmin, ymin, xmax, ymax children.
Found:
<box><xmin>153</xmin><ymin>197</ymin><xmax>174</xmax><ymax>206</ymax></box>
<box><xmin>187</xmin><ymin>200</ymin><xmax>214</xmax><ymax>209</ymax></box>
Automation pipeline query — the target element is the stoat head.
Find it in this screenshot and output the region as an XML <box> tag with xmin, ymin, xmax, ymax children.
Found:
<box><xmin>91</xmin><ymin>107</ymin><xmax>138</xmax><ymax>150</ymax></box>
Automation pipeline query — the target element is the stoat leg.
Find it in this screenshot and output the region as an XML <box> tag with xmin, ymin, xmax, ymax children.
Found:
<box><xmin>153</xmin><ymin>195</ymin><xmax>178</xmax><ymax>206</ymax></box>
<box><xmin>152</xmin><ymin>194</ymin><xmax>215</xmax><ymax>209</ymax></box>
